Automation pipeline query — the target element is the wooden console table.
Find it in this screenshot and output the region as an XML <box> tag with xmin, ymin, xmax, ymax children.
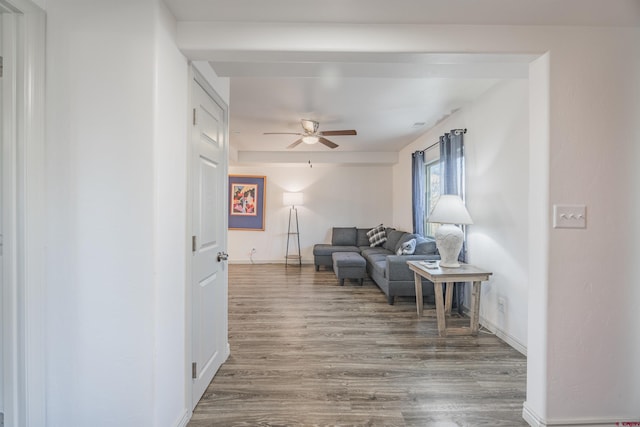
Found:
<box><xmin>407</xmin><ymin>261</ymin><xmax>492</xmax><ymax>337</ymax></box>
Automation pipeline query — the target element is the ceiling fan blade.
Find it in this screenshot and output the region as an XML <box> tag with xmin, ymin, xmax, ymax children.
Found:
<box><xmin>319</xmin><ymin>137</ymin><xmax>338</xmax><ymax>149</ymax></box>
<box><xmin>287</xmin><ymin>138</ymin><xmax>303</xmax><ymax>149</ymax></box>
<box><xmin>319</xmin><ymin>130</ymin><xmax>357</xmax><ymax>136</ymax></box>
<box><xmin>264</xmin><ymin>132</ymin><xmax>303</xmax><ymax>135</ymax></box>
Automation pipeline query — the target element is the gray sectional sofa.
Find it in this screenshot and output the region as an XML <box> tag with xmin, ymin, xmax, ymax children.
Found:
<box><xmin>313</xmin><ymin>226</ymin><xmax>440</xmax><ymax>304</ymax></box>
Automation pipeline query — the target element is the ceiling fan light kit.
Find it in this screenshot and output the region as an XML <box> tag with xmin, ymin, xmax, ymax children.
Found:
<box><xmin>265</xmin><ymin>119</ymin><xmax>357</xmax><ymax>149</ymax></box>
<box><xmin>302</xmin><ymin>135</ymin><xmax>319</xmax><ymax>144</ymax></box>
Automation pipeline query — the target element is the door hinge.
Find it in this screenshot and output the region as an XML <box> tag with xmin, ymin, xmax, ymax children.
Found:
<box><xmin>192</xmin><ymin>362</ymin><xmax>197</xmax><ymax>379</ymax></box>
<box><xmin>0</xmin><ymin>56</ymin><xmax>3</xmax><ymax>78</ymax></box>
<box><xmin>192</xmin><ymin>235</ymin><xmax>197</xmax><ymax>252</ymax></box>
<box><xmin>192</xmin><ymin>108</ymin><xmax>197</xmax><ymax>125</ymax></box>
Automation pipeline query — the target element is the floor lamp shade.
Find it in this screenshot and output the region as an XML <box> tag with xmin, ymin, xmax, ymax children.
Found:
<box><xmin>283</xmin><ymin>192</ymin><xmax>304</xmax><ymax>208</ymax></box>
<box><xmin>427</xmin><ymin>195</ymin><xmax>473</xmax><ymax>268</ymax></box>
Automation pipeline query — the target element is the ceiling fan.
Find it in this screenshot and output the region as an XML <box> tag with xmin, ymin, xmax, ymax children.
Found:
<box><xmin>264</xmin><ymin>119</ymin><xmax>357</xmax><ymax>149</ymax></box>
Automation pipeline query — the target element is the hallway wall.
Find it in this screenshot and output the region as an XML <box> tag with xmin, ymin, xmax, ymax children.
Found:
<box><xmin>44</xmin><ymin>1</ymin><xmax>195</xmax><ymax>425</ymax></box>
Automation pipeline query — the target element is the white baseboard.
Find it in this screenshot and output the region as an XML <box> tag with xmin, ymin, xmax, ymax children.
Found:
<box><xmin>174</xmin><ymin>409</ymin><xmax>191</xmax><ymax>427</ymax></box>
<box><xmin>459</xmin><ymin>306</ymin><xmax>527</xmax><ymax>355</ymax></box>
<box><xmin>522</xmin><ymin>402</ymin><xmax>638</xmax><ymax>427</ymax></box>
<box><xmin>522</xmin><ymin>403</ymin><xmax>543</xmax><ymax>427</ymax></box>
<box><xmin>479</xmin><ymin>314</ymin><xmax>527</xmax><ymax>356</ymax></box>
<box><xmin>229</xmin><ymin>259</ymin><xmax>314</xmax><ymax>265</ymax></box>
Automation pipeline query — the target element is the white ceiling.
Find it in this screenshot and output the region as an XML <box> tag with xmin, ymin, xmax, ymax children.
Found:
<box><xmin>165</xmin><ymin>0</ymin><xmax>640</xmax><ymax>26</ymax></box>
<box><xmin>164</xmin><ymin>0</ymin><xmax>640</xmax><ymax>156</ymax></box>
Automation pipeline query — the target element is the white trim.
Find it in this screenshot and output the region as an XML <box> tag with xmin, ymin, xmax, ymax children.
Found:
<box><xmin>229</xmin><ymin>259</ymin><xmax>314</xmax><ymax>265</ymax></box>
<box><xmin>523</xmin><ymin>402</ymin><xmax>545</xmax><ymax>427</ymax></box>
<box><xmin>522</xmin><ymin>402</ymin><xmax>636</xmax><ymax>427</ymax></box>
<box><xmin>478</xmin><ymin>314</ymin><xmax>527</xmax><ymax>356</ymax></box>
<box><xmin>173</xmin><ymin>409</ymin><xmax>190</xmax><ymax>427</ymax></box>
<box><xmin>1</xmin><ymin>1</ymin><xmax>46</xmax><ymax>426</ymax></box>
<box><xmin>459</xmin><ymin>305</ymin><xmax>528</xmax><ymax>356</ymax></box>
<box><xmin>184</xmin><ymin>65</ymin><xmax>196</xmax><ymax>423</ymax></box>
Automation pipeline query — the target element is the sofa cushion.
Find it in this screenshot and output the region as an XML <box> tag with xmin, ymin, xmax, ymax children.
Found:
<box><xmin>364</xmin><ymin>253</ymin><xmax>388</xmax><ymax>278</ymax></box>
<box><xmin>396</xmin><ymin>238</ymin><xmax>416</xmax><ymax>255</ymax></box>
<box><xmin>331</xmin><ymin>227</ymin><xmax>357</xmax><ymax>246</ymax></box>
<box><xmin>383</xmin><ymin>230</ymin><xmax>405</xmax><ymax>252</ymax></box>
<box><xmin>414</xmin><ymin>237</ymin><xmax>438</xmax><ymax>255</ymax></box>
<box><xmin>361</xmin><ymin>246</ymin><xmax>393</xmax><ymax>257</ymax></box>
<box><xmin>314</xmin><ymin>244</ymin><xmax>360</xmax><ymax>256</ymax></box>
<box><xmin>356</xmin><ymin>228</ymin><xmax>373</xmax><ymax>246</ymax></box>
<box><xmin>366</xmin><ymin>224</ymin><xmax>387</xmax><ymax>247</ymax></box>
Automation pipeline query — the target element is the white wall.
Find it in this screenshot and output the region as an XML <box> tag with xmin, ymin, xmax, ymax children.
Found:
<box><xmin>228</xmin><ymin>164</ymin><xmax>393</xmax><ymax>263</ymax></box>
<box><xmin>44</xmin><ymin>0</ymin><xmax>193</xmax><ymax>426</ymax></box>
<box><xmin>392</xmin><ymin>79</ymin><xmax>529</xmax><ymax>353</ymax></box>
<box><xmin>465</xmin><ymin>80</ymin><xmax>529</xmax><ymax>353</ymax></box>
<box><xmin>153</xmin><ymin>3</ymin><xmax>189</xmax><ymax>426</ymax></box>
<box><xmin>540</xmin><ymin>27</ymin><xmax>640</xmax><ymax>423</ymax></box>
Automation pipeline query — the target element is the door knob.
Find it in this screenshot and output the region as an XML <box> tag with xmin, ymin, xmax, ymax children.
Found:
<box><xmin>217</xmin><ymin>252</ymin><xmax>229</xmax><ymax>262</ymax></box>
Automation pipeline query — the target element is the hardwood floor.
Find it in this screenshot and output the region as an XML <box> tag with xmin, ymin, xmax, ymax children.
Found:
<box><xmin>189</xmin><ymin>264</ymin><xmax>527</xmax><ymax>427</ymax></box>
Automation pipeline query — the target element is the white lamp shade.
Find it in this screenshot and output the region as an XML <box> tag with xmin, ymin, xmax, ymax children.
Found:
<box><xmin>283</xmin><ymin>192</ymin><xmax>304</xmax><ymax>207</ymax></box>
<box><xmin>427</xmin><ymin>195</ymin><xmax>473</xmax><ymax>225</ymax></box>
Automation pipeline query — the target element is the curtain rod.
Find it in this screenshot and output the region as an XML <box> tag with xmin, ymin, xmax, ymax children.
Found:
<box><xmin>421</xmin><ymin>128</ymin><xmax>467</xmax><ymax>152</ymax></box>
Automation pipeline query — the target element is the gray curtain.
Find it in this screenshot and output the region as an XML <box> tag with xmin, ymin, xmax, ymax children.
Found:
<box><xmin>411</xmin><ymin>150</ymin><xmax>426</xmax><ymax>236</ymax></box>
<box><xmin>439</xmin><ymin>130</ymin><xmax>466</xmax><ymax>312</ymax></box>
<box><xmin>440</xmin><ymin>131</ymin><xmax>465</xmax><ymax>197</ymax></box>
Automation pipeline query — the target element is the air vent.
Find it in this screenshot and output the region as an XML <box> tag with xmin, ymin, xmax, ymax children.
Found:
<box><xmin>412</xmin><ymin>122</ymin><xmax>426</xmax><ymax>128</ymax></box>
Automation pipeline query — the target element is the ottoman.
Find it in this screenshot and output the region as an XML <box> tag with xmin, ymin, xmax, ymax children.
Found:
<box><xmin>332</xmin><ymin>252</ymin><xmax>366</xmax><ymax>286</ymax></box>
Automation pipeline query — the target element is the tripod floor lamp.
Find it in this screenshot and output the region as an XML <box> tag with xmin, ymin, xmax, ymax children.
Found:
<box><xmin>283</xmin><ymin>192</ymin><xmax>303</xmax><ymax>266</ymax></box>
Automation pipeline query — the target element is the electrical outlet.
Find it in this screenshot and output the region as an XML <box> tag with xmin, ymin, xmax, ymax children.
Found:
<box><xmin>498</xmin><ymin>297</ymin><xmax>506</xmax><ymax>313</ymax></box>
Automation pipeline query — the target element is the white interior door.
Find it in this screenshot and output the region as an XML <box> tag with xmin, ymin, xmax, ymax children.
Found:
<box><xmin>190</xmin><ymin>77</ymin><xmax>229</xmax><ymax>409</ymax></box>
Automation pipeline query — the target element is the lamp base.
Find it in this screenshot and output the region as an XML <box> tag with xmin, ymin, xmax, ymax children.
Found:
<box><xmin>434</xmin><ymin>224</ymin><xmax>464</xmax><ymax>268</ymax></box>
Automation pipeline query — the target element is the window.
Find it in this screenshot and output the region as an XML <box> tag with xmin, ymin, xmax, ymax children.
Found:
<box><xmin>424</xmin><ymin>159</ymin><xmax>441</xmax><ymax>237</ymax></box>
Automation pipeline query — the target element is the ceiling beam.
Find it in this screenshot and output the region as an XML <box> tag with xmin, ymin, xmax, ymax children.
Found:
<box><xmin>235</xmin><ymin>150</ymin><xmax>398</xmax><ymax>166</ymax></box>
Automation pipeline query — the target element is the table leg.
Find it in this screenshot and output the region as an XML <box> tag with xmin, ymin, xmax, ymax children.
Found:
<box><xmin>433</xmin><ymin>282</ymin><xmax>446</xmax><ymax>336</ymax></box>
<box><xmin>444</xmin><ymin>282</ymin><xmax>454</xmax><ymax>315</ymax></box>
<box><xmin>414</xmin><ymin>271</ymin><xmax>423</xmax><ymax>316</ymax></box>
<box><xmin>470</xmin><ymin>281</ymin><xmax>481</xmax><ymax>335</ymax></box>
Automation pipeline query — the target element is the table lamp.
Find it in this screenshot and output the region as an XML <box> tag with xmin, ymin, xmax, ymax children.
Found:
<box><xmin>427</xmin><ymin>195</ymin><xmax>473</xmax><ymax>268</ymax></box>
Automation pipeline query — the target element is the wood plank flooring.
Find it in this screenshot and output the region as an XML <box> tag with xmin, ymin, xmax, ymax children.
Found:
<box><xmin>188</xmin><ymin>264</ymin><xmax>527</xmax><ymax>427</ymax></box>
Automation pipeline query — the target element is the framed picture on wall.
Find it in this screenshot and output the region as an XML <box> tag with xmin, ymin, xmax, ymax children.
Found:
<box><xmin>228</xmin><ymin>175</ymin><xmax>266</xmax><ymax>230</ymax></box>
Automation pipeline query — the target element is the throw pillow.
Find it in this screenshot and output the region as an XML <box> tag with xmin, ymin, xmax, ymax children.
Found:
<box><xmin>366</xmin><ymin>224</ymin><xmax>387</xmax><ymax>247</ymax></box>
<box><xmin>395</xmin><ymin>233</ymin><xmax>420</xmax><ymax>252</ymax></box>
<box><xmin>414</xmin><ymin>237</ymin><xmax>438</xmax><ymax>255</ymax></box>
<box><xmin>396</xmin><ymin>238</ymin><xmax>417</xmax><ymax>255</ymax></box>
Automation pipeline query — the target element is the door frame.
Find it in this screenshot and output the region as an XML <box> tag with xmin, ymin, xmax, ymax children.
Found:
<box><xmin>185</xmin><ymin>65</ymin><xmax>230</xmax><ymax>415</ymax></box>
<box><xmin>1</xmin><ymin>0</ymin><xmax>45</xmax><ymax>425</ymax></box>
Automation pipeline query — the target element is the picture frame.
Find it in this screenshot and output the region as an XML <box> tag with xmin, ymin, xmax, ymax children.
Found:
<box><xmin>228</xmin><ymin>175</ymin><xmax>266</xmax><ymax>231</ymax></box>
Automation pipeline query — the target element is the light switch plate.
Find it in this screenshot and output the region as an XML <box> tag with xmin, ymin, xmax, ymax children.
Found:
<box><xmin>553</xmin><ymin>204</ymin><xmax>587</xmax><ymax>229</ymax></box>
